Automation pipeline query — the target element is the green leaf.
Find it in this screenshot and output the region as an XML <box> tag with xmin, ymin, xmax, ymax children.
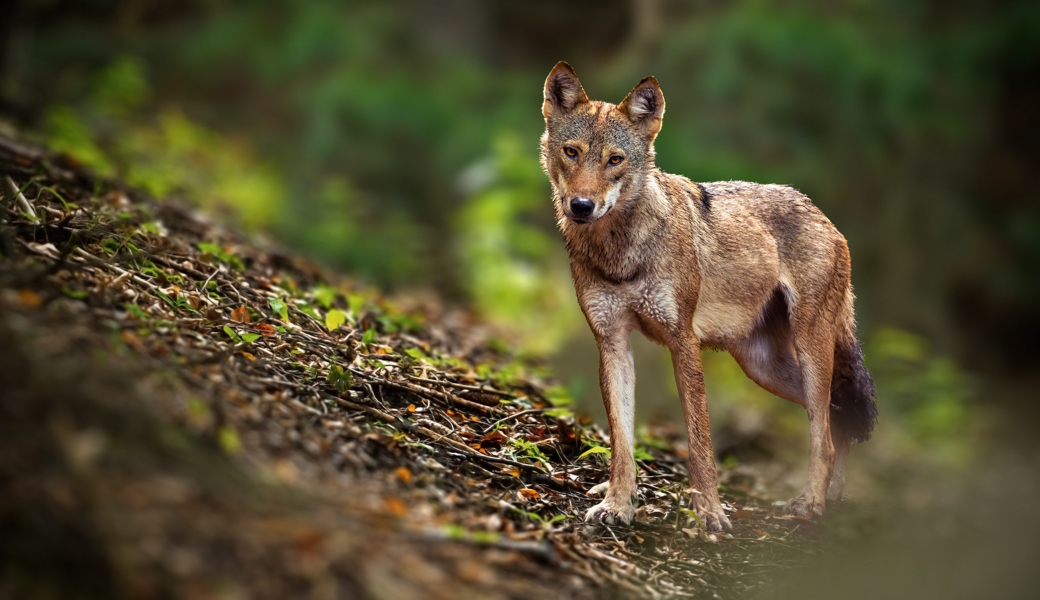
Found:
<box><xmin>154</xmin><ymin>289</ymin><xmax>175</xmax><ymax>308</ymax></box>
<box><xmin>240</xmin><ymin>333</ymin><xmax>260</xmax><ymax>344</ymax></box>
<box><xmin>223</xmin><ymin>325</ymin><xmax>241</xmax><ymax>343</ymax></box>
<box><xmin>299</xmin><ymin>303</ymin><xmax>321</xmax><ymax>321</ymax></box>
<box><xmin>578</xmin><ymin>445</ymin><xmax>612</xmax><ymax>460</ymax></box>
<box><xmin>196</xmin><ymin>241</ymin><xmax>223</xmax><ymax>255</ymax></box>
<box><xmin>507</xmin><ymin>505</ymin><xmax>545</xmax><ymax>522</ymax></box>
<box><xmin>634</xmin><ymin>445</ymin><xmax>655</xmax><ymax>462</ymax></box>
<box><xmin>404</xmin><ymin>347</ymin><xmax>429</xmax><ymax>361</ymax></box>
<box><xmin>125</xmin><ymin>303</ymin><xmax>148</xmax><ymax>319</ymax></box>
<box><xmin>681</xmin><ymin>508</ymin><xmax>704</xmax><ymax>527</ymax></box>
<box><xmin>218</xmin><ymin>426</ymin><xmax>242</xmax><ymax>455</ymax></box>
<box><xmin>269</xmin><ymin>298</ymin><xmax>289</xmax><ymax>321</ymax></box>
<box><xmin>361</xmin><ymin>328</ymin><xmax>376</xmax><ymax>347</ymax></box>
<box><xmin>443</xmin><ymin>524</ymin><xmax>467</xmax><ymax>540</ymax></box>
<box><xmin>471</xmin><ymin>531</ymin><xmax>501</xmax><ymax>544</ymax></box>
<box><xmin>196</xmin><ymin>242</ymin><xmax>244</xmax><ymax>270</ymax></box>
<box><xmin>543</xmin><ymin>408</ymin><xmax>573</xmax><ymax>419</ymax></box>
<box><xmin>510</xmin><ymin>438</ymin><xmax>550</xmax><ymax>463</ymax></box>
<box><xmin>325</xmin><ymin>309</ymin><xmax>347</xmax><ymax>331</ymax></box>
<box><xmin>312</xmin><ymin>285</ymin><xmax>337</xmax><ymax>309</ymax></box>
<box><xmin>347</xmin><ymin>294</ymin><xmax>365</xmax><ymax>317</ymax></box>
<box><xmin>544</xmin><ymin>385</ymin><xmax>574</xmax><ymax>407</ymax></box>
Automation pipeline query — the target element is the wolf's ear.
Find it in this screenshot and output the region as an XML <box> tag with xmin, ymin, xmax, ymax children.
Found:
<box><xmin>618</xmin><ymin>76</ymin><xmax>665</xmax><ymax>140</ymax></box>
<box><xmin>543</xmin><ymin>62</ymin><xmax>589</xmax><ymax>121</ymax></box>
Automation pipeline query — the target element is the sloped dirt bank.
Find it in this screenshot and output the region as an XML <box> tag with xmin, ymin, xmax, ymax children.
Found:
<box><xmin>11</xmin><ymin>131</ymin><xmax>1029</xmax><ymax>600</ymax></box>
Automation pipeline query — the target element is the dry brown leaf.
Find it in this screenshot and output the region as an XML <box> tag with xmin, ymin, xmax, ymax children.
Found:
<box><xmin>17</xmin><ymin>289</ymin><xmax>42</xmax><ymax>308</ymax></box>
<box><xmin>383</xmin><ymin>497</ymin><xmax>408</xmax><ymax>516</ymax></box>
<box><xmin>230</xmin><ymin>306</ymin><xmax>250</xmax><ymax>323</ymax></box>
<box><xmin>500</xmin><ymin>466</ymin><xmax>521</xmax><ymax>478</ymax></box>
<box><xmin>255</xmin><ymin>323</ymin><xmax>276</xmax><ymax>337</ymax></box>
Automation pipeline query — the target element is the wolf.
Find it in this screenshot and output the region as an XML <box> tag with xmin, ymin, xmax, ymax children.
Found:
<box><xmin>540</xmin><ymin>62</ymin><xmax>878</xmax><ymax>531</ymax></box>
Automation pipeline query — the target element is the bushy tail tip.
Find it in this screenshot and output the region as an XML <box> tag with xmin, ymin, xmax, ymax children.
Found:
<box><xmin>830</xmin><ymin>331</ymin><xmax>878</xmax><ymax>443</ymax></box>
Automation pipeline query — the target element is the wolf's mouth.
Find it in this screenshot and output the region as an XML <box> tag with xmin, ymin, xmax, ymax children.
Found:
<box><xmin>566</xmin><ymin>204</ymin><xmax>612</xmax><ymax>225</ymax></box>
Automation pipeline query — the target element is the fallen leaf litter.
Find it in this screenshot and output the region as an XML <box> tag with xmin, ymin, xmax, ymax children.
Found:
<box><xmin>0</xmin><ymin>133</ymin><xmax>829</xmax><ymax>598</ymax></box>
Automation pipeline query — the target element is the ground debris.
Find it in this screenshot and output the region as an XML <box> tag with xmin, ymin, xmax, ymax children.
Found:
<box><xmin>0</xmin><ymin>133</ymin><xmax>819</xmax><ymax>599</ymax></box>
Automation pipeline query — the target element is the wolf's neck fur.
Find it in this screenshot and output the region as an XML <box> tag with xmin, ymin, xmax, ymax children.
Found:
<box><xmin>562</xmin><ymin>169</ymin><xmax>674</xmax><ymax>283</ymax></box>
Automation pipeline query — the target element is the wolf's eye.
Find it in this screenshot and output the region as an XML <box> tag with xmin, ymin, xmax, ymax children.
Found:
<box><xmin>608</xmin><ymin>155</ymin><xmax>624</xmax><ymax>166</ymax></box>
<box><xmin>564</xmin><ymin>147</ymin><xmax>578</xmax><ymax>158</ymax></box>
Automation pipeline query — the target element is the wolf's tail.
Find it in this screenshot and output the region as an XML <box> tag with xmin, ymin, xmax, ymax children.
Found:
<box><xmin>829</xmin><ymin>316</ymin><xmax>878</xmax><ymax>444</ymax></box>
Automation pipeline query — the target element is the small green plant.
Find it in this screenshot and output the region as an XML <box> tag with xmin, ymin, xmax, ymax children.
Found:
<box><xmin>197</xmin><ymin>242</ymin><xmax>244</xmax><ymax>270</ymax></box>
<box><xmin>326</xmin><ymin>364</ymin><xmax>353</xmax><ymax>393</ymax></box>
<box><xmin>223</xmin><ymin>326</ymin><xmax>259</xmax><ymax>344</ymax></box>
<box><xmin>510</xmin><ymin>438</ymin><xmax>551</xmax><ymax>464</ymax></box>
<box><xmin>578</xmin><ymin>445</ymin><xmax>611</xmax><ymax>461</ymax></box>
<box><xmin>155</xmin><ymin>290</ymin><xmax>199</xmax><ymax>315</ymax></box>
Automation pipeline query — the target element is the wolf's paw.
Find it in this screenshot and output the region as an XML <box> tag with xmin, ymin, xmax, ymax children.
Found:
<box><xmin>786</xmin><ymin>493</ymin><xmax>825</xmax><ymax>518</ymax></box>
<box><xmin>585</xmin><ymin>497</ymin><xmax>634</xmax><ymax>525</ymax></box>
<box><xmin>586</xmin><ymin>481</ymin><xmax>610</xmax><ymax>497</ymax></box>
<box><xmin>692</xmin><ymin>502</ymin><xmax>732</xmax><ymax>532</ymax></box>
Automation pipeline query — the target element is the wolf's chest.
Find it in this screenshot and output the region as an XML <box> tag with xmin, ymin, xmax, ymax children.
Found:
<box><xmin>583</xmin><ymin>277</ymin><xmax>680</xmax><ymax>334</ymax></box>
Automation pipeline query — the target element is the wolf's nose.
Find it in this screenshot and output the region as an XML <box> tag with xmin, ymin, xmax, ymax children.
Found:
<box><xmin>570</xmin><ymin>198</ymin><xmax>595</xmax><ymax>218</ymax></box>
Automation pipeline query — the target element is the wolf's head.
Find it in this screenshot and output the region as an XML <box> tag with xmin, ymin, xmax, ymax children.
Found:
<box><xmin>540</xmin><ymin>62</ymin><xmax>665</xmax><ymax>226</ymax></box>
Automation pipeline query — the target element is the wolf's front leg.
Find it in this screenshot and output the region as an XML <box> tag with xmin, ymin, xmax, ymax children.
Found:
<box><xmin>671</xmin><ymin>332</ymin><xmax>731</xmax><ymax>532</ymax></box>
<box><xmin>585</xmin><ymin>335</ymin><xmax>637</xmax><ymax>525</ymax></box>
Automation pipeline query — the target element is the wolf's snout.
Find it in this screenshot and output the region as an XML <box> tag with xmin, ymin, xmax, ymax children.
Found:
<box><xmin>570</xmin><ymin>197</ymin><xmax>595</xmax><ymax>219</ymax></box>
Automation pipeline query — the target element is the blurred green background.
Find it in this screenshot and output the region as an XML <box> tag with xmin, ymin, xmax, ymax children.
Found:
<box><xmin>2</xmin><ymin>0</ymin><xmax>1039</xmax><ymax>511</ymax></box>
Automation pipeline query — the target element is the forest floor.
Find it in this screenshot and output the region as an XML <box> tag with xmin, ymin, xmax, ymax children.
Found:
<box><xmin>2</xmin><ymin>130</ymin><xmax>1034</xmax><ymax>600</ymax></box>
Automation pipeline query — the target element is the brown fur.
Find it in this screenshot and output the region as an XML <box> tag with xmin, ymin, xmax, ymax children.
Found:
<box><xmin>540</xmin><ymin>62</ymin><xmax>877</xmax><ymax>531</ymax></box>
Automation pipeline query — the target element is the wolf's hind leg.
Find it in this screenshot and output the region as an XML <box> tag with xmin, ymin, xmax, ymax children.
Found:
<box><xmin>787</xmin><ymin>333</ymin><xmax>837</xmax><ymax>518</ymax></box>
<box><xmin>827</xmin><ymin>428</ymin><xmax>850</xmax><ymax>502</ymax></box>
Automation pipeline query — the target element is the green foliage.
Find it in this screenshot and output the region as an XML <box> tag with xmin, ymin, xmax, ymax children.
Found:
<box><xmin>509</xmin><ymin>438</ymin><xmax>550</xmax><ymax>464</ymax></box>
<box><xmin>125</xmin><ymin>303</ymin><xmax>148</xmax><ymax>319</ymax></box>
<box><xmin>197</xmin><ymin>243</ymin><xmax>244</xmax><ymax>270</ymax></box>
<box><xmin>543</xmin><ymin>385</ymin><xmax>575</xmax><ymax>407</ymax></box>
<box><xmin>326</xmin><ymin>365</ymin><xmax>353</xmax><ymax>393</ymax></box>
<box><xmin>222</xmin><ymin>326</ymin><xmax>258</xmax><ymax>344</ymax></box>
<box><xmin>217</xmin><ymin>426</ymin><xmax>242</xmax><ymax>455</ymax></box>
<box><xmin>312</xmin><ymin>285</ymin><xmax>338</xmax><ymax>310</ymax></box>
<box><xmin>27</xmin><ymin>2</ymin><xmax>1040</xmax><ymax>363</ymax></box>
<box><xmin>634</xmin><ymin>445</ymin><xmax>655</xmax><ymax>462</ymax></box>
<box><xmin>268</xmin><ymin>298</ymin><xmax>289</xmax><ymax>322</ymax></box>
<box><xmin>578</xmin><ymin>445</ymin><xmax>611</xmax><ymax>461</ymax></box>
<box><xmin>45</xmin><ymin>58</ymin><xmax>284</xmax><ymax>229</ymax></box>
<box><xmin>325</xmin><ymin>309</ymin><xmax>347</xmax><ymax>331</ymax></box>
<box><xmin>456</xmin><ymin>131</ymin><xmax>582</xmax><ymax>355</ymax></box>
<box><xmin>864</xmin><ymin>329</ymin><xmax>978</xmax><ymax>465</ymax></box>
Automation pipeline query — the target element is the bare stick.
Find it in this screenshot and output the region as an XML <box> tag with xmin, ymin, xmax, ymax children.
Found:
<box><xmin>3</xmin><ymin>176</ymin><xmax>36</xmax><ymax>219</ymax></box>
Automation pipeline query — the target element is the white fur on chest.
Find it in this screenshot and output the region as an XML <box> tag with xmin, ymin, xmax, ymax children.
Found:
<box><xmin>582</xmin><ymin>278</ymin><xmax>679</xmax><ymax>335</ymax></box>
